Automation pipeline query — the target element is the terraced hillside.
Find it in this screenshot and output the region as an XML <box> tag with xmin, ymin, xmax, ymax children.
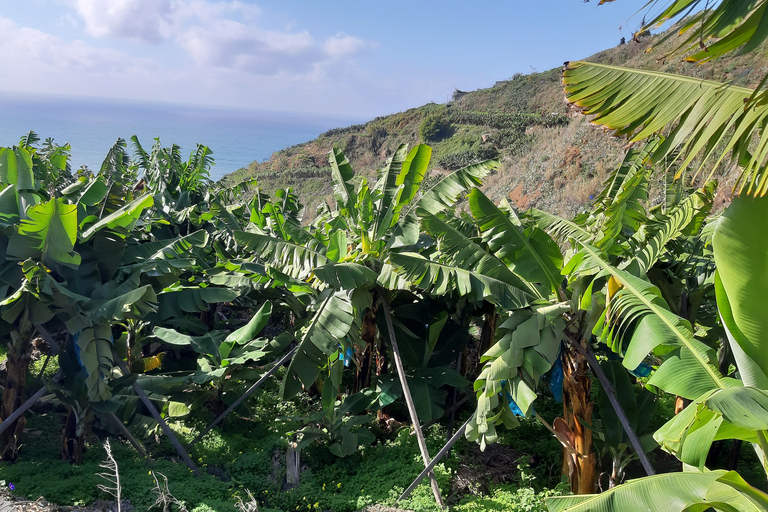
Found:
<box><xmin>223</xmin><ymin>27</ymin><xmax>768</xmax><ymax>218</ymax></box>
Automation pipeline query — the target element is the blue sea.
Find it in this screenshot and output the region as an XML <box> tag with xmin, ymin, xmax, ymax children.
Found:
<box><xmin>0</xmin><ymin>94</ymin><xmax>363</xmax><ymax>182</ymax></box>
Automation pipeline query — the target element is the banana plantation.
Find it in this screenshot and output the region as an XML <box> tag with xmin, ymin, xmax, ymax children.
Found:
<box><xmin>5</xmin><ymin>1</ymin><xmax>768</xmax><ymax>511</ymax></box>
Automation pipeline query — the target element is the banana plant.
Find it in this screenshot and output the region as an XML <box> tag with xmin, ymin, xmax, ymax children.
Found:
<box><xmin>465</xmin><ymin>142</ymin><xmax>717</xmax><ymax>493</ymax></box>
<box><xmin>152</xmin><ymin>301</ymin><xmax>293</xmax><ymax>412</ymax></box>
<box><xmin>291</xmin><ymin>388</ymin><xmax>379</xmax><ymax>458</ymax></box>
<box><xmin>235</xmin><ymin>144</ymin><xmax>503</xmax><ymax>409</ymax></box>
<box><xmin>543</xmin><ymin>1</ymin><xmax>768</xmax><ymax>507</ymax></box>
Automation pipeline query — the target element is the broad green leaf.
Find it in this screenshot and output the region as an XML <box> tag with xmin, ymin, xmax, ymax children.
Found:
<box><xmin>713</xmin><ymin>195</ymin><xmax>768</xmax><ymax>387</ymax></box>
<box><xmin>281</xmin><ymin>290</ymin><xmax>355</xmax><ymax>398</ymax></box>
<box><xmin>329</xmin><ymin>147</ymin><xmax>357</xmax><ymax>222</ymax></box>
<box><xmin>225</xmin><ymin>301</ymin><xmax>272</xmax><ymax>344</ymax></box>
<box><xmin>235</xmin><ymin>230</ymin><xmax>328</xmax><ymax>280</ymax></box>
<box><xmin>408</xmin><ymin>159</ymin><xmax>499</xmax><ymax>217</ymax></box>
<box><xmin>563</xmin><ymin>61</ymin><xmax>768</xmax><ymax>197</ymax></box>
<box><xmin>399</xmin><ymin>144</ymin><xmax>432</xmax><ymax>207</ymax></box>
<box><xmin>313</xmin><ymin>262</ymin><xmax>377</xmax><ymax>290</ymax></box>
<box><xmin>388</xmin><ymin>251</ymin><xmax>529</xmax><ymax>310</ymax></box>
<box><xmin>326</xmin><ymin>230</ymin><xmax>347</xmax><ymax>262</ymax></box>
<box><xmin>580</xmin><ymin>244</ymin><xmax>725</xmax><ymax>395</ymax></box>
<box><xmin>8</xmin><ymin>198</ymin><xmax>80</xmax><ymax>267</ymax></box>
<box><xmin>0</xmin><ymin>146</ymin><xmax>34</xmax><ymax>190</ymax></box>
<box><xmin>80</xmin><ymin>193</ymin><xmax>153</xmax><ymax>240</ymax></box>
<box><xmin>469</xmin><ymin>188</ymin><xmax>563</xmax><ymax>293</ymax></box>
<box><xmin>546</xmin><ymin>470</ymin><xmax>768</xmax><ymax>512</ymax></box>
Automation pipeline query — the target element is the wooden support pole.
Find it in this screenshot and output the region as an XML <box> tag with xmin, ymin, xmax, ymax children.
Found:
<box><xmin>0</xmin><ymin>386</ymin><xmax>47</xmax><ymax>437</ymax></box>
<box><xmin>112</xmin><ymin>352</ymin><xmax>200</xmax><ymax>476</ymax></box>
<box><xmin>398</xmin><ymin>416</ymin><xmax>472</xmax><ymax>502</ymax></box>
<box><xmin>186</xmin><ymin>346</ymin><xmax>297</xmax><ymax>450</ymax></box>
<box><xmin>109</xmin><ymin>412</ymin><xmax>149</xmax><ymax>458</ymax></box>
<box><xmin>380</xmin><ymin>298</ymin><xmax>445</xmax><ymax>509</ymax></box>
<box><xmin>567</xmin><ymin>334</ymin><xmax>655</xmax><ymax>476</ymax></box>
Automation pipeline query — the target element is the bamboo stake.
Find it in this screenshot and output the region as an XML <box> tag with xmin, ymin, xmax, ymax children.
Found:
<box><xmin>112</xmin><ymin>352</ymin><xmax>200</xmax><ymax>476</ymax></box>
<box><xmin>0</xmin><ymin>386</ymin><xmax>47</xmax><ymax>437</ymax></box>
<box><xmin>398</xmin><ymin>416</ymin><xmax>472</xmax><ymax>502</ymax></box>
<box><xmin>566</xmin><ymin>334</ymin><xmax>655</xmax><ymax>476</ymax></box>
<box><xmin>186</xmin><ymin>346</ymin><xmax>297</xmax><ymax>450</ymax></box>
<box><xmin>109</xmin><ymin>412</ymin><xmax>149</xmax><ymax>458</ymax></box>
<box><xmin>380</xmin><ymin>298</ymin><xmax>445</xmax><ymax>509</ymax></box>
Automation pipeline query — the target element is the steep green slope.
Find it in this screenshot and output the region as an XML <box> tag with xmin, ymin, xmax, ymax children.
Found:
<box><xmin>222</xmin><ymin>28</ymin><xmax>768</xmax><ymax>218</ymax></box>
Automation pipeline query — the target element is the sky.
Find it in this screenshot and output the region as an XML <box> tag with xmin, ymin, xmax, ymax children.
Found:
<box><xmin>0</xmin><ymin>1</ymin><xmax>649</xmax><ymax>118</ymax></box>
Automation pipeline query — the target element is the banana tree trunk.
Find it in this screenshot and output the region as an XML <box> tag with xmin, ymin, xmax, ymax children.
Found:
<box><xmin>355</xmin><ymin>302</ymin><xmax>378</xmax><ymax>393</ymax></box>
<box><xmin>0</xmin><ymin>320</ymin><xmax>35</xmax><ymax>462</ymax></box>
<box><xmin>61</xmin><ymin>406</ymin><xmax>89</xmax><ymax>465</ymax></box>
<box><xmin>561</xmin><ymin>342</ymin><xmax>596</xmax><ymax>494</ymax></box>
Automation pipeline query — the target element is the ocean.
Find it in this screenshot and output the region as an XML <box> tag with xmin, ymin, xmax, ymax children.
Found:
<box><xmin>0</xmin><ymin>94</ymin><xmax>362</xmax><ymax>182</ymax></box>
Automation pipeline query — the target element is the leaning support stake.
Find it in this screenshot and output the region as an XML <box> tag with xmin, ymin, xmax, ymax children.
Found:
<box><xmin>567</xmin><ymin>335</ymin><xmax>655</xmax><ymax>476</ymax></box>
<box><xmin>109</xmin><ymin>412</ymin><xmax>150</xmax><ymax>459</ymax></box>
<box><xmin>381</xmin><ymin>298</ymin><xmax>445</xmax><ymax>509</ymax></box>
<box><xmin>112</xmin><ymin>352</ymin><xmax>200</xmax><ymax>476</ymax></box>
<box><xmin>398</xmin><ymin>416</ymin><xmax>473</xmax><ymax>502</ymax></box>
<box><xmin>0</xmin><ymin>386</ymin><xmax>47</xmax><ymax>437</ymax></box>
<box><xmin>186</xmin><ymin>346</ymin><xmax>298</xmax><ymax>450</ymax></box>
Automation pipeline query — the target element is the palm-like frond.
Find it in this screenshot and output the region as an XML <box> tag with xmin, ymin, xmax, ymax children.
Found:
<box><xmin>99</xmin><ymin>139</ymin><xmax>130</xmax><ymax>182</ymax></box>
<box><xmin>563</xmin><ymin>61</ymin><xmax>768</xmax><ymax>197</ymax></box>
<box><xmin>468</xmin><ymin>189</ymin><xmax>563</xmax><ymax>294</ymax></box>
<box><xmin>281</xmin><ymin>290</ymin><xmax>355</xmax><ymax>398</ymax></box>
<box><xmin>577</xmin><ymin>244</ymin><xmax>726</xmax><ymax>399</ymax></box>
<box><xmin>631</xmin><ymin>181</ymin><xmax>715</xmax><ymax>273</ymax></box>
<box><xmin>235</xmin><ymin>231</ymin><xmax>328</xmax><ymax>280</ymax></box>
<box><xmin>407</xmin><ymin>159</ymin><xmax>500</xmax><ymax>217</ymax></box>
<box><xmin>388</xmin><ymin>252</ymin><xmax>529</xmax><ymax>309</ymax></box>
<box><xmin>546</xmin><ymin>469</ymin><xmax>768</xmax><ymax>512</ymax></box>
<box><xmin>528</xmin><ymin>209</ymin><xmax>591</xmax><ymax>244</ymax></box>
<box><xmin>600</xmin><ymin>0</ymin><xmax>768</xmax><ymax>63</ymax></box>
<box><xmin>421</xmin><ymin>213</ymin><xmax>539</xmax><ymax>298</ymax></box>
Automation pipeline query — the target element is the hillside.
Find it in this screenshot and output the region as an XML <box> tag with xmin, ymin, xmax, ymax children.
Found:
<box><xmin>222</xmin><ymin>27</ymin><xmax>768</xmax><ymax>218</ymax></box>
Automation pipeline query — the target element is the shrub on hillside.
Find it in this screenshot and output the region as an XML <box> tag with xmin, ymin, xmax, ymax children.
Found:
<box><xmin>420</xmin><ymin>114</ymin><xmax>452</xmax><ymax>142</ymax></box>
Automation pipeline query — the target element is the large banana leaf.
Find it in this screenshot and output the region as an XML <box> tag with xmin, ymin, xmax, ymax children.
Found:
<box><xmin>576</xmin><ymin>244</ymin><xmax>726</xmax><ymax>398</ymax></box>
<box><xmin>235</xmin><ymin>230</ymin><xmax>329</xmax><ymax>280</ymax></box>
<box><xmin>529</xmin><ymin>208</ymin><xmax>591</xmax><ymax>244</ymax></box>
<box><xmin>313</xmin><ymin>262</ymin><xmax>377</xmax><ymax>290</ymax></box>
<box><xmin>546</xmin><ymin>469</ymin><xmax>768</xmax><ymax>512</ymax></box>
<box><xmin>421</xmin><ymin>213</ymin><xmax>539</xmax><ymax>297</ymax></box>
<box><xmin>468</xmin><ymin>189</ymin><xmax>563</xmax><ymax>294</ymax></box>
<box><xmin>0</xmin><ymin>146</ymin><xmax>35</xmax><ymax>190</ymax></box>
<box><xmin>387</xmin><ymin>252</ymin><xmax>529</xmax><ymax>309</ymax></box>
<box><xmin>407</xmin><ymin>159</ymin><xmax>499</xmax><ymax>217</ymax></box>
<box><xmin>329</xmin><ymin>147</ymin><xmax>358</xmax><ymax>223</ymax></box>
<box><xmin>373</xmin><ymin>144</ymin><xmax>408</xmax><ymax>239</ymax></box>
<box><xmin>563</xmin><ymin>61</ymin><xmax>768</xmax><ymax>197</ymax></box>
<box><xmin>600</xmin><ymin>0</ymin><xmax>768</xmax><ymax>63</ymax></box>
<box><xmin>8</xmin><ymin>197</ymin><xmax>81</xmax><ymax>267</ymax></box>
<box><xmin>631</xmin><ymin>181</ymin><xmax>715</xmax><ymax>273</ymax></box>
<box><xmin>713</xmin><ymin>194</ymin><xmax>768</xmax><ymax>387</ymax></box>
<box><xmin>281</xmin><ymin>289</ymin><xmax>358</xmax><ymax>398</ymax></box>
<box><xmin>80</xmin><ymin>193</ymin><xmax>154</xmax><ymax>240</ymax></box>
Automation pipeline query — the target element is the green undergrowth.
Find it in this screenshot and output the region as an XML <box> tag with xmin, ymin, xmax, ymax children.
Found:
<box><xmin>0</xmin><ymin>384</ymin><xmax>566</xmax><ymax>512</ymax></box>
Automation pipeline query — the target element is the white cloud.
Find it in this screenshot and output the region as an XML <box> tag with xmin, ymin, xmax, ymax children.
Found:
<box><xmin>73</xmin><ymin>0</ymin><xmax>180</xmax><ymax>43</ymax></box>
<box><xmin>0</xmin><ymin>15</ymin><xmax>158</xmax><ymax>76</ymax></box>
<box><xmin>323</xmin><ymin>33</ymin><xmax>366</xmax><ymax>58</ymax></box>
<box><xmin>70</xmin><ymin>0</ymin><xmax>370</xmax><ymax>76</ymax></box>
